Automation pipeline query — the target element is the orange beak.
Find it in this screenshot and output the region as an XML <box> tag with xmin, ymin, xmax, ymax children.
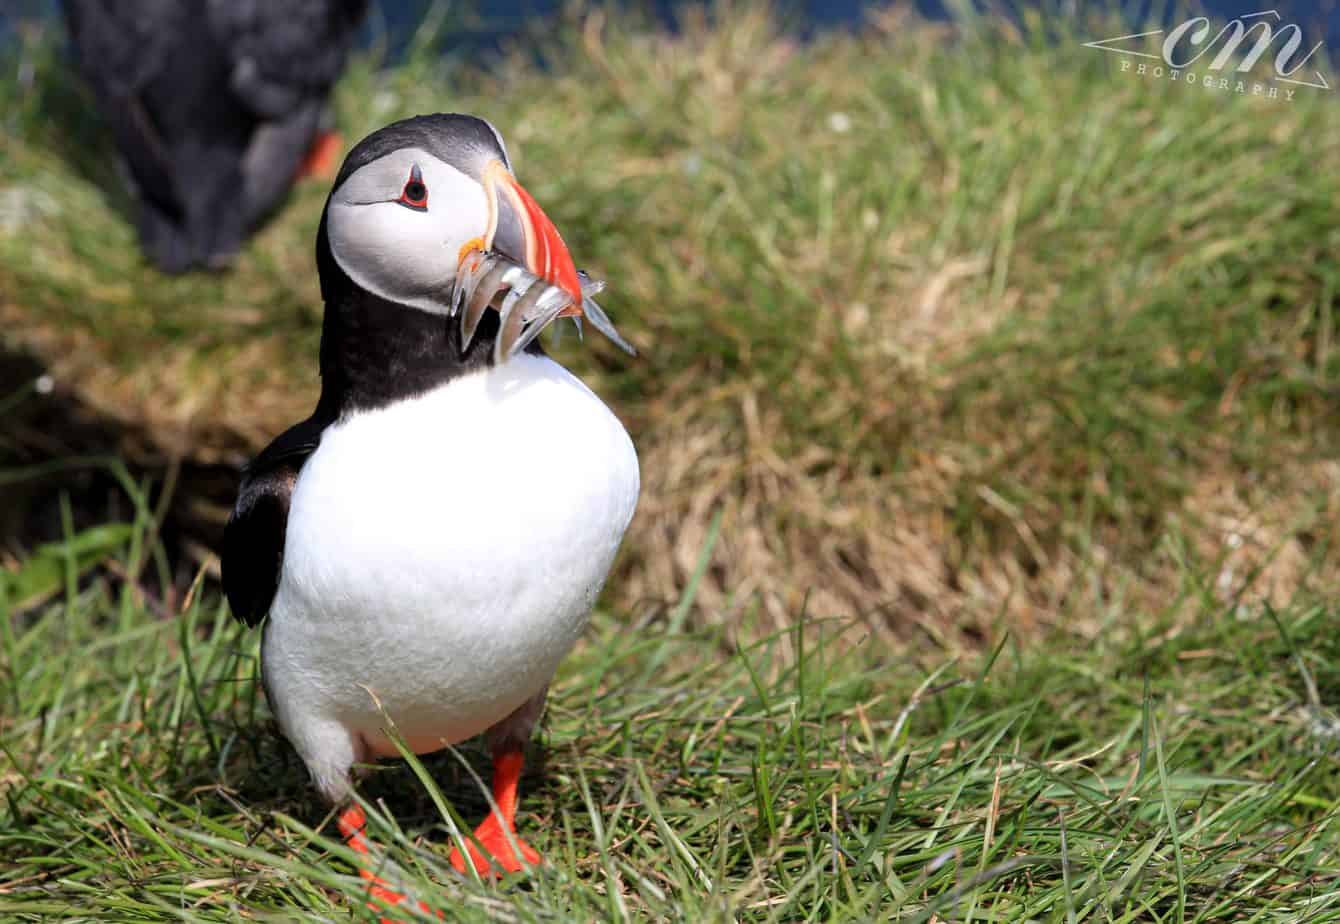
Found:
<box><xmin>483</xmin><ymin>160</ymin><xmax>584</xmax><ymax>312</ymax></box>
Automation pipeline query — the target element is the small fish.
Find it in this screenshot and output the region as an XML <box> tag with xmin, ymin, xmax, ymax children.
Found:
<box><xmin>451</xmin><ymin>249</ymin><xmax>636</xmax><ymax>364</ymax></box>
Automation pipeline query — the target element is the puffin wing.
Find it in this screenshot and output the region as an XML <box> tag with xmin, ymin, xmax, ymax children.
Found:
<box><xmin>207</xmin><ymin>0</ymin><xmax>368</xmax><ymax>119</ymax></box>
<box><xmin>222</xmin><ymin>416</ymin><xmax>327</xmax><ymax>628</ymax></box>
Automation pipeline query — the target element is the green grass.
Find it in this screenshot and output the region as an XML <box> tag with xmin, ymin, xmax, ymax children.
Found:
<box><xmin>2</xmin><ymin>3</ymin><xmax>1340</xmax><ymax>920</ymax></box>
<box><xmin>2</xmin><ymin>471</ymin><xmax>1339</xmax><ymax>920</ymax></box>
<box><xmin>1</xmin><ymin>4</ymin><xmax>1337</xmax><ymax>633</ymax></box>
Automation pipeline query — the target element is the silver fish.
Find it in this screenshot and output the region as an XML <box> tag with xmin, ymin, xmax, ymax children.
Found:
<box><xmin>449</xmin><ymin>250</ymin><xmax>637</xmax><ymax>364</ymax></box>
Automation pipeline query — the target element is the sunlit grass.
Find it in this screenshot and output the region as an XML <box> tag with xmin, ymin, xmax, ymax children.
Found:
<box><xmin>1</xmin><ymin>474</ymin><xmax>1338</xmax><ymax>920</ymax></box>
<box><xmin>1</xmin><ymin>6</ymin><xmax>1339</xmax><ymax>917</ymax></box>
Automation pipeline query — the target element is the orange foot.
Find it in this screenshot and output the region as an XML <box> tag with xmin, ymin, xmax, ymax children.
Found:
<box><xmin>298</xmin><ymin>130</ymin><xmax>343</xmax><ymax>180</ymax></box>
<box><xmin>448</xmin><ymin>810</ymin><xmax>541</xmax><ymax>875</ymax></box>
<box><xmin>448</xmin><ymin>750</ymin><xmax>542</xmax><ymax>876</ymax></box>
<box><xmin>339</xmin><ymin>805</ymin><xmax>442</xmax><ymax>922</ymax></box>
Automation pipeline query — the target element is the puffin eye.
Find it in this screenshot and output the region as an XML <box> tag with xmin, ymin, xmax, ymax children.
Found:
<box><xmin>398</xmin><ymin>164</ymin><xmax>428</xmax><ymax>211</ymax></box>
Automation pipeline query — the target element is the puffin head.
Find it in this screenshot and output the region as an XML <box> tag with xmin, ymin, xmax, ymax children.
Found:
<box><xmin>323</xmin><ymin>114</ymin><xmax>583</xmax><ymax>321</ymax></box>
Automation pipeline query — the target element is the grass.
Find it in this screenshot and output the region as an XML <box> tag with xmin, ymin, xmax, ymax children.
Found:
<box><xmin>2</xmin><ymin>2</ymin><xmax>1340</xmax><ymax>920</ymax></box>
<box><xmin>0</xmin><ymin>3</ymin><xmax>1337</xmax><ymax>638</ymax></box>
<box><xmin>2</xmin><ymin>474</ymin><xmax>1339</xmax><ymax>921</ymax></box>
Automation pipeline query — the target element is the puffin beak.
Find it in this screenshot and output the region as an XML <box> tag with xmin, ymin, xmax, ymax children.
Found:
<box><xmin>453</xmin><ymin>160</ymin><xmax>636</xmax><ymax>360</ymax></box>
<box><xmin>484</xmin><ymin>160</ymin><xmax>583</xmax><ymax>311</ymax></box>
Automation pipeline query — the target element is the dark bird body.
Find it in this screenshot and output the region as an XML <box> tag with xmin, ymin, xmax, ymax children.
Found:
<box><xmin>62</xmin><ymin>0</ymin><xmax>367</xmax><ymax>272</ymax></box>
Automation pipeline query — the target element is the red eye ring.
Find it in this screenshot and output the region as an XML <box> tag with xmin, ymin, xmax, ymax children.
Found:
<box><xmin>398</xmin><ymin>163</ymin><xmax>428</xmax><ymax>211</ymax></box>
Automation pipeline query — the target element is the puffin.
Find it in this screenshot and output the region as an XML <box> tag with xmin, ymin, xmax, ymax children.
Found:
<box><xmin>62</xmin><ymin>0</ymin><xmax>368</xmax><ymax>273</ymax></box>
<box><xmin>221</xmin><ymin>113</ymin><xmax>640</xmax><ymax>912</ymax></box>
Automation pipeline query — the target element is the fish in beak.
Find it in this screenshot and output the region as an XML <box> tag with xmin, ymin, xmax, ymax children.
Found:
<box><xmin>451</xmin><ymin>160</ymin><xmax>635</xmax><ymax>363</ymax></box>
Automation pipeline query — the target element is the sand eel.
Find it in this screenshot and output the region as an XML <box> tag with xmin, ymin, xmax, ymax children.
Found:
<box><xmin>63</xmin><ymin>0</ymin><xmax>367</xmax><ymax>273</ymax></box>
<box><xmin>222</xmin><ymin>113</ymin><xmax>639</xmax><ymax>915</ymax></box>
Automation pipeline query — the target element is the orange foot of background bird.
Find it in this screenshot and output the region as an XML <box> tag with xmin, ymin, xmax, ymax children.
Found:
<box><xmin>298</xmin><ymin>130</ymin><xmax>343</xmax><ymax>180</ymax></box>
<box><xmin>339</xmin><ymin>805</ymin><xmax>441</xmax><ymax>922</ymax></box>
<box><xmin>448</xmin><ymin>750</ymin><xmax>541</xmax><ymax>876</ymax></box>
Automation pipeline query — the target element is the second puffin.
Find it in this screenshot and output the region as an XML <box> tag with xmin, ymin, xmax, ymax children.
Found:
<box><xmin>222</xmin><ymin>114</ymin><xmax>640</xmax><ymax>903</ymax></box>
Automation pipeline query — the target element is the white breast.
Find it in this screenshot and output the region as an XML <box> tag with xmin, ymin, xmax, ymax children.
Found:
<box><xmin>263</xmin><ymin>354</ymin><xmax>638</xmax><ymax>778</ymax></box>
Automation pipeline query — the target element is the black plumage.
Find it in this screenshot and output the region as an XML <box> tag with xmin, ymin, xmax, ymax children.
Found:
<box><xmin>62</xmin><ymin>0</ymin><xmax>367</xmax><ymax>273</ymax></box>
<box><xmin>221</xmin><ymin>416</ymin><xmax>324</xmax><ymax>627</ymax></box>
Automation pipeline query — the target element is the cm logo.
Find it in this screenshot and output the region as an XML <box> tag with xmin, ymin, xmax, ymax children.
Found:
<box><xmin>1084</xmin><ymin>9</ymin><xmax>1329</xmax><ymax>91</ymax></box>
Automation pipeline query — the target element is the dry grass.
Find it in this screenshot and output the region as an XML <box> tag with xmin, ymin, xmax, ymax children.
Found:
<box><xmin>1</xmin><ymin>3</ymin><xmax>1338</xmax><ymax>643</ymax></box>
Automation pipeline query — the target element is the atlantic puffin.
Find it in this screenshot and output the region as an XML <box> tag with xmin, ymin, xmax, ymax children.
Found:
<box><xmin>221</xmin><ymin>113</ymin><xmax>640</xmax><ymax>910</ymax></box>
<box><xmin>63</xmin><ymin>0</ymin><xmax>367</xmax><ymax>273</ymax></box>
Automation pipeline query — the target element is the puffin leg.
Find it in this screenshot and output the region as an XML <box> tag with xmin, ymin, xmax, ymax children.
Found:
<box><xmin>447</xmin><ymin>749</ymin><xmax>541</xmax><ymax>875</ymax></box>
<box><xmin>338</xmin><ymin>804</ymin><xmax>441</xmax><ymax>921</ymax></box>
<box><xmin>448</xmin><ymin>690</ymin><xmax>548</xmax><ymax>876</ymax></box>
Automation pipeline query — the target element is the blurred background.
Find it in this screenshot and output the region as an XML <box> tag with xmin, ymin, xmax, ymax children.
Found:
<box><xmin>5</xmin><ymin>1</ymin><xmax>1340</xmax><ymax>44</ymax></box>
<box><xmin>0</xmin><ymin>0</ymin><xmax>1337</xmax><ymax>644</ymax></box>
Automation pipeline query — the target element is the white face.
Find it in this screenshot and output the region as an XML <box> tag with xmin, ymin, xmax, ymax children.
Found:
<box><xmin>326</xmin><ymin>147</ymin><xmax>490</xmax><ymax>315</ymax></box>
